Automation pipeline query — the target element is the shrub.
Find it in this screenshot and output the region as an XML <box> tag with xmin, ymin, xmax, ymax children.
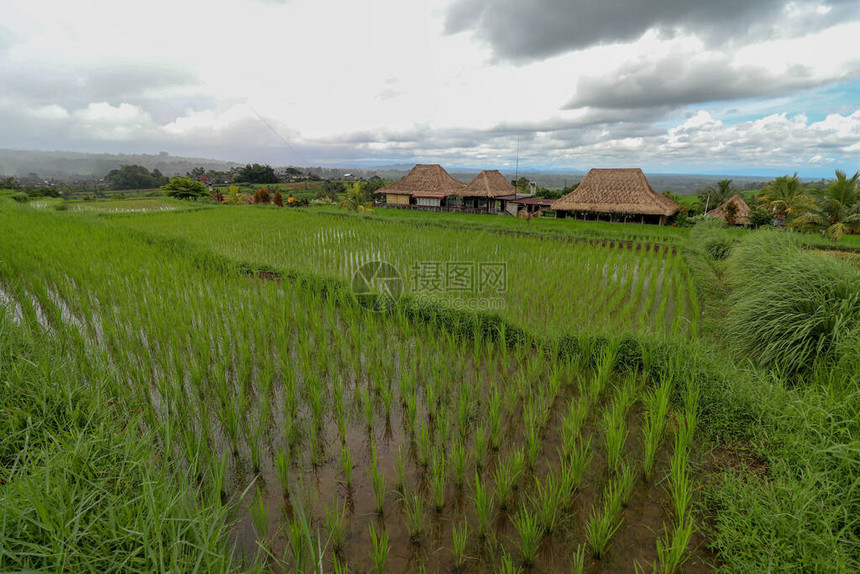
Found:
<box><xmin>691</xmin><ymin>219</ymin><xmax>734</xmax><ymax>260</ymax></box>
<box><xmin>11</xmin><ymin>192</ymin><xmax>29</xmax><ymax>203</ymax></box>
<box><xmin>254</xmin><ymin>188</ymin><xmax>271</xmax><ymax>204</ymax></box>
<box><xmin>161</xmin><ymin>177</ymin><xmax>207</xmax><ymax>200</ymax></box>
<box><xmin>726</xmin><ymin>231</ymin><xmax>860</xmax><ymax>376</ymax></box>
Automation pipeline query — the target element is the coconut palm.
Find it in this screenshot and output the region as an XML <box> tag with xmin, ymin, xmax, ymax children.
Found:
<box><xmin>339</xmin><ymin>182</ymin><xmax>374</xmax><ymax>213</ymax></box>
<box><xmin>793</xmin><ymin>170</ymin><xmax>860</xmax><ymax>240</ymax></box>
<box><xmin>700</xmin><ymin>179</ymin><xmax>736</xmax><ymax>212</ymax></box>
<box><xmin>758</xmin><ymin>173</ymin><xmax>810</xmax><ymax>220</ymax></box>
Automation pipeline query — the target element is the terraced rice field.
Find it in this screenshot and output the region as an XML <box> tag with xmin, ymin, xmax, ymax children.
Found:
<box><xmin>0</xmin><ymin>202</ymin><xmax>705</xmax><ymax>573</ymax></box>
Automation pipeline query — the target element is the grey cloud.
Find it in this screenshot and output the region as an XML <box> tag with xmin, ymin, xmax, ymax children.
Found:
<box><xmin>445</xmin><ymin>0</ymin><xmax>857</xmax><ymax>62</ymax></box>
<box><xmin>0</xmin><ymin>62</ymin><xmax>200</xmax><ymax>110</ymax></box>
<box><xmin>565</xmin><ymin>53</ymin><xmax>851</xmax><ymax>110</ymax></box>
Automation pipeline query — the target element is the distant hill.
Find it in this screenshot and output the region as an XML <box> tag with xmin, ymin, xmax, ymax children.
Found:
<box><xmin>0</xmin><ymin>149</ymin><xmax>241</xmax><ymax>180</ymax></box>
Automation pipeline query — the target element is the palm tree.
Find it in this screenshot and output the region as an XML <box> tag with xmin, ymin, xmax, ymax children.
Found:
<box><xmin>793</xmin><ymin>170</ymin><xmax>860</xmax><ymax>240</ymax></box>
<box><xmin>699</xmin><ymin>179</ymin><xmax>735</xmax><ymax>213</ymax></box>
<box><xmin>757</xmin><ymin>173</ymin><xmax>810</xmax><ymax>221</ymax></box>
<box><xmin>339</xmin><ymin>182</ymin><xmax>374</xmax><ymax>213</ymax></box>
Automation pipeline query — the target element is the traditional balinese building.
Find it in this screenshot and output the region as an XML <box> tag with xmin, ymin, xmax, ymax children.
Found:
<box><xmin>708</xmin><ymin>194</ymin><xmax>751</xmax><ymax>226</ymax></box>
<box><xmin>551</xmin><ymin>168</ymin><xmax>680</xmax><ymax>225</ymax></box>
<box><xmin>377</xmin><ymin>164</ymin><xmax>465</xmax><ymax>209</ymax></box>
<box><xmin>456</xmin><ymin>170</ymin><xmax>518</xmax><ymax>213</ymax></box>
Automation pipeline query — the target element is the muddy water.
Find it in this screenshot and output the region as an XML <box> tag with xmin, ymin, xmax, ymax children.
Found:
<box><xmin>220</xmin><ymin>363</ymin><xmax>713</xmax><ymax>574</ymax></box>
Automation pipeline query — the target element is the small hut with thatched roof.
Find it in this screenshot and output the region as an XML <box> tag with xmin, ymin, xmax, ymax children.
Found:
<box><xmin>551</xmin><ymin>168</ymin><xmax>680</xmax><ymax>225</ymax></box>
<box><xmin>708</xmin><ymin>194</ymin><xmax>751</xmax><ymax>226</ymax></box>
<box><xmin>458</xmin><ymin>170</ymin><xmax>518</xmax><ymax>213</ymax></box>
<box><xmin>377</xmin><ymin>164</ymin><xmax>465</xmax><ymax>209</ymax></box>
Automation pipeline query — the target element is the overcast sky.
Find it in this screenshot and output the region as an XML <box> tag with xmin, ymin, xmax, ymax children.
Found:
<box><xmin>1</xmin><ymin>0</ymin><xmax>859</xmax><ymax>176</ymax></box>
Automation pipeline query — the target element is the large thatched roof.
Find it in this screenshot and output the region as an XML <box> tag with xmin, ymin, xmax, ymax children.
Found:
<box><xmin>377</xmin><ymin>164</ymin><xmax>466</xmax><ymax>196</ymax></box>
<box><xmin>461</xmin><ymin>170</ymin><xmax>517</xmax><ymax>198</ymax></box>
<box><xmin>551</xmin><ymin>168</ymin><xmax>680</xmax><ymax>216</ymax></box>
<box><xmin>709</xmin><ymin>194</ymin><xmax>751</xmax><ymax>225</ymax></box>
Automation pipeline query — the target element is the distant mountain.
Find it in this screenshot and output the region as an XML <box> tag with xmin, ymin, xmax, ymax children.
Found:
<box><xmin>0</xmin><ymin>149</ymin><xmax>241</xmax><ymax>180</ymax></box>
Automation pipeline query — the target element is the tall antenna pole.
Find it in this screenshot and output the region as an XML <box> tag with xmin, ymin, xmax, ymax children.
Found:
<box><xmin>515</xmin><ymin>133</ymin><xmax>520</xmax><ymax>181</ymax></box>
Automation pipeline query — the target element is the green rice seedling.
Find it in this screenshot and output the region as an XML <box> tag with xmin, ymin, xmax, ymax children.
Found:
<box><xmin>617</xmin><ymin>462</ymin><xmax>637</xmax><ymax>508</ymax></box>
<box><xmin>437</xmin><ymin>408</ymin><xmax>452</xmax><ymax>451</ymax></box>
<box><xmin>452</xmin><ymin>519</ymin><xmax>469</xmax><ymax>571</ymax></box>
<box><xmin>510</xmin><ymin>448</ymin><xmax>525</xmax><ymax>491</ymax></box>
<box><xmin>494</xmin><ymin>450</ymin><xmax>523</xmax><ymax>510</ymax></box>
<box><xmin>474</xmin><ymin>472</ymin><xmax>495</xmax><ymax>539</ymax></box>
<box><xmin>451</xmin><ymin>438</ymin><xmax>467</xmax><ymax>489</ymax></box>
<box><xmin>430</xmin><ymin>452</ymin><xmax>446</xmax><ymax>512</ymax></box>
<box><xmin>474</xmin><ymin>425</ymin><xmax>488</xmax><ymax>471</ymax></box>
<box><xmin>656</xmin><ymin>514</ymin><xmax>694</xmax><ymax>574</ymax></box>
<box><xmin>250</xmin><ymin>485</ymin><xmax>269</xmax><ymax>542</ymax></box>
<box><xmin>275</xmin><ymin>448</ymin><xmax>290</xmax><ymax>496</ymax></box>
<box><xmin>287</xmin><ymin>513</ymin><xmax>307</xmax><ymax>572</ymax></box>
<box><xmin>369</xmin><ymin>523</ymin><xmax>389</xmax><ymax>574</ymax></box>
<box><xmin>560</xmin><ymin>436</ymin><xmax>592</xmax><ymax>503</ymax></box>
<box><xmin>370</xmin><ymin>442</ymin><xmax>386</xmax><ymax>514</ymax></box>
<box><xmin>325</xmin><ymin>499</ymin><xmax>347</xmax><ymax>556</ymax></box>
<box><xmin>533</xmin><ymin>472</ymin><xmax>564</xmax><ymax>535</ymax></box>
<box><xmin>602</xmin><ymin>404</ymin><xmax>629</xmax><ymax>474</ymax></box>
<box><xmin>562</xmin><ymin>396</ymin><xmax>590</xmax><ymax>458</ymax></box>
<box><xmin>667</xmin><ymin>437</ymin><xmax>693</xmax><ymax>522</ymax></box>
<box><xmin>584</xmin><ymin>502</ymin><xmax>623</xmax><ymax>559</ymax></box>
<box><xmin>395</xmin><ymin>445</ymin><xmax>407</xmax><ymax>492</ymax></box>
<box><xmin>571</xmin><ymin>543</ymin><xmax>587</xmax><ymax>574</ymax></box>
<box><xmin>308</xmin><ymin>423</ymin><xmax>324</xmax><ymax>467</ymax></box>
<box><xmin>247</xmin><ymin>424</ymin><xmax>263</xmax><ymax>474</ymax></box>
<box><xmin>402</xmin><ymin>492</ymin><xmax>424</xmax><ymax>543</ymax></box>
<box><xmin>525</xmin><ymin>421</ymin><xmax>542</xmax><ymax>469</ymax></box>
<box><xmin>604</xmin><ymin>476</ymin><xmax>625</xmax><ymax>519</ymax></box>
<box><xmin>500</xmin><ymin>551</ymin><xmax>524</xmax><ymax>574</ymax></box>
<box><xmin>488</xmin><ymin>388</ymin><xmax>502</xmax><ymax>449</ymax></box>
<box><xmin>616</xmin><ymin>374</ymin><xmax>638</xmax><ymax>417</ymax></box>
<box><xmin>512</xmin><ymin>502</ymin><xmax>542</xmax><ymax>567</ymax></box>
<box><xmin>457</xmin><ymin>386</ymin><xmax>472</xmax><ymax>434</ymax></box>
<box><xmin>381</xmin><ymin>382</ymin><xmax>394</xmax><ymax>421</ymax></box>
<box><xmin>208</xmin><ymin>451</ymin><xmax>228</xmax><ymax>506</ymax></box>
<box><xmin>416</xmin><ymin>423</ymin><xmax>432</xmax><ymax>467</ymax></box>
<box><xmin>363</xmin><ymin>387</ymin><xmax>375</xmax><ymax>430</ymax></box>
<box><xmin>340</xmin><ymin>445</ymin><xmax>353</xmax><ymax>488</ymax></box>
<box><xmin>641</xmin><ymin>380</ymin><xmax>671</xmax><ymax>481</ymax></box>
<box><xmin>404</xmin><ymin>390</ymin><xmax>417</xmax><ymax>430</ymax></box>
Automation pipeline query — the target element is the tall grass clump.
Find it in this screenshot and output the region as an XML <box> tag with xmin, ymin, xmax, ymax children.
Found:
<box><xmin>690</xmin><ymin>219</ymin><xmax>734</xmax><ymax>261</ymax></box>
<box><xmin>725</xmin><ymin>231</ymin><xmax>860</xmax><ymax>376</ymax></box>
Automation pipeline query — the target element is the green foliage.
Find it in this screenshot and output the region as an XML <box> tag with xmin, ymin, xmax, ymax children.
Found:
<box><xmin>161</xmin><ymin>176</ymin><xmax>208</xmax><ymax>200</ymax></box>
<box><xmin>234</xmin><ymin>163</ymin><xmax>278</xmax><ymax>184</ymax></box>
<box><xmin>726</xmin><ymin>231</ymin><xmax>860</xmax><ymax>376</ymax></box>
<box><xmin>793</xmin><ymin>169</ymin><xmax>860</xmax><ymax>240</ymax></box>
<box><xmin>691</xmin><ymin>219</ymin><xmax>734</xmax><ymax>260</ymax></box>
<box><xmin>105</xmin><ymin>164</ymin><xmax>169</xmax><ymax>190</ymax></box>
<box><xmin>747</xmin><ymin>206</ymin><xmax>774</xmax><ymax>228</ymax></box>
<box><xmin>758</xmin><ymin>173</ymin><xmax>811</xmax><ymax>220</ymax></box>
<box><xmin>11</xmin><ymin>192</ymin><xmax>29</xmax><ymax>203</ymax></box>
<box><xmin>698</xmin><ymin>178</ymin><xmax>736</xmax><ymax>211</ymax></box>
<box><xmin>0</xmin><ymin>317</ymin><xmax>240</xmax><ymax>573</ymax></box>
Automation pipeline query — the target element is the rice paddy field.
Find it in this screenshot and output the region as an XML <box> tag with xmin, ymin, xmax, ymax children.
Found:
<box><xmin>2</xmin><ymin>199</ymin><xmax>858</xmax><ymax>573</ymax></box>
<box><xmin>106</xmin><ymin>207</ymin><xmax>699</xmax><ymax>338</ymax></box>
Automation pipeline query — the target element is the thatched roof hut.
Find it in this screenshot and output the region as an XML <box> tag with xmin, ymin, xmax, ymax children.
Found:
<box><xmin>709</xmin><ymin>194</ymin><xmax>751</xmax><ymax>225</ymax></box>
<box><xmin>551</xmin><ymin>168</ymin><xmax>680</xmax><ymax>222</ymax></box>
<box><xmin>461</xmin><ymin>170</ymin><xmax>517</xmax><ymax>198</ymax></box>
<box><xmin>377</xmin><ymin>164</ymin><xmax>465</xmax><ymax>197</ymax></box>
